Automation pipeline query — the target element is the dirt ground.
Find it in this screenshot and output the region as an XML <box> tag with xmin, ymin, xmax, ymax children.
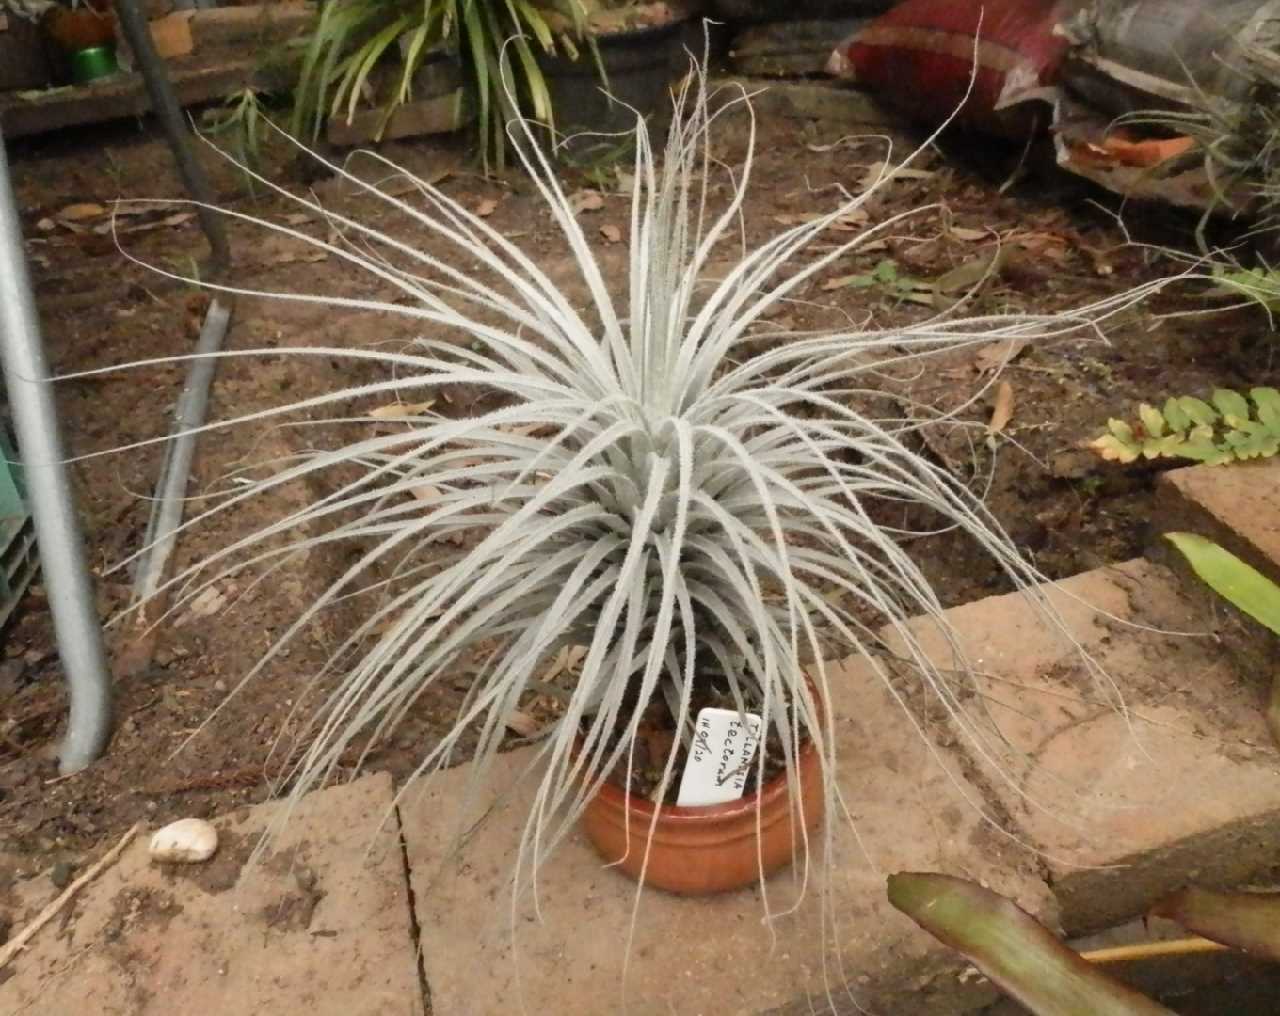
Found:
<box><xmin>0</xmin><ymin>104</ymin><xmax>1277</xmax><ymax>926</ymax></box>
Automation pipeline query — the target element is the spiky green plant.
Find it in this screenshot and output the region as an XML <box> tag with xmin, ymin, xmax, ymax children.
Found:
<box><xmin>104</xmin><ymin>65</ymin><xmax>1170</xmax><ymax>929</ymax></box>
<box><xmin>290</xmin><ymin>0</ymin><xmax>592</xmax><ymax>169</ymax></box>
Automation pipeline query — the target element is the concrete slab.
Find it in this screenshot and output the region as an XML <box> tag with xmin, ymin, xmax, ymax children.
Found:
<box><xmin>890</xmin><ymin>559</ymin><xmax>1280</xmax><ymax>934</ymax></box>
<box><xmin>0</xmin><ymin>61</ymin><xmax>289</xmax><ymax>140</ymax></box>
<box><xmin>401</xmin><ymin>670</ymin><xmax>1052</xmax><ymax>1015</ymax></box>
<box><xmin>0</xmin><ymin>773</ymin><xmax>424</xmax><ymax>1016</ymax></box>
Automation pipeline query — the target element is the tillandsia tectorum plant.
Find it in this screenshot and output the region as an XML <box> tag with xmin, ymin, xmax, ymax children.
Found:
<box><xmin>106</xmin><ymin>62</ymin><xmax>1169</xmax><ymax>936</ymax></box>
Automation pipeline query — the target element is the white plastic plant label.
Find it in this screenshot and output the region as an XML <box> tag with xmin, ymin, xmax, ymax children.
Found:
<box><xmin>676</xmin><ymin>707</ymin><xmax>763</xmax><ymax>807</ymax></box>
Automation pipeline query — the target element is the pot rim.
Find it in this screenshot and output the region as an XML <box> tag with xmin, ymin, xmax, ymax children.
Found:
<box><xmin>590</xmin><ymin>732</ymin><xmax>821</xmax><ymax>825</ymax></box>
<box><xmin>587</xmin><ymin>678</ymin><xmax>826</xmax><ymax>825</ymax></box>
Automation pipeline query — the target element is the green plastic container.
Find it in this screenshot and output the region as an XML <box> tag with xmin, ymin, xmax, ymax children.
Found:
<box><xmin>0</xmin><ymin>432</ymin><xmax>36</xmax><ymax>632</ymax></box>
<box><xmin>69</xmin><ymin>45</ymin><xmax>119</xmax><ymax>85</ymax></box>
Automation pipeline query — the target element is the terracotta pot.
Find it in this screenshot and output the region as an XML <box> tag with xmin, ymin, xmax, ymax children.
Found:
<box><xmin>581</xmin><ymin>709</ymin><xmax>826</xmax><ymax>895</ymax></box>
<box><xmin>43</xmin><ymin>4</ymin><xmax>117</xmax><ymax>54</ymax></box>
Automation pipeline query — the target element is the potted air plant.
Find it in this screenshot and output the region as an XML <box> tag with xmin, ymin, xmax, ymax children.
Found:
<box><xmin>122</xmin><ymin>65</ymin><xmax>1158</xmax><ymax>902</ymax></box>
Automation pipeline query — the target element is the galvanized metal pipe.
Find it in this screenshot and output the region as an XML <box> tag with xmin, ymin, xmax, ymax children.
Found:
<box><xmin>134</xmin><ymin>297</ymin><xmax>233</xmax><ymax>603</ymax></box>
<box><xmin>0</xmin><ymin>135</ymin><xmax>113</xmax><ymax>774</ymax></box>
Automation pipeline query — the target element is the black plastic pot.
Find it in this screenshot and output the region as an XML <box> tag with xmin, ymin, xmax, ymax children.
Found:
<box><xmin>0</xmin><ymin>14</ymin><xmax>52</xmax><ymax>92</ymax></box>
<box><xmin>539</xmin><ymin>20</ymin><xmax>689</xmax><ymax>162</ymax></box>
<box><xmin>709</xmin><ymin>0</ymin><xmax>893</xmax><ymax>22</ymax></box>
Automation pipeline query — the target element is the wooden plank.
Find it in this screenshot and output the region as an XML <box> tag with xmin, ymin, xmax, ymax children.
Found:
<box><xmin>0</xmin><ymin>61</ymin><xmax>289</xmax><ymax>140</ymax></box>
<box><xmin>189</xmin><ymin>2</ymin><xmax>314</xmax><ymax>49</ymax></box>
<box><xmin>148</xmin><ymin>11</ymin><xmax>195</xmax><ymax>60</ymax></box>
<box><xmin>326</xmin><ymin>89</ymin><xmax>470</xmax><ymax>146</ymax></box>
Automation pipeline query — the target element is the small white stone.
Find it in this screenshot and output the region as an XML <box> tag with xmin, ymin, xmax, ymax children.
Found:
<box><xmin>149</xmin><ymin>818</ymin><xmax>219</xmax><ymax>864</ymax></box>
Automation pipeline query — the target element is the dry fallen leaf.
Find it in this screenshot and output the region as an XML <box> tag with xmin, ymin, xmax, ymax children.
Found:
<box><xmin>973</xmin><ymin>338</ymin><xmax>1029</xmax><ymax>375</ymax></box>
<box><xmin>1012</xmin><ymin>232</ymin><xmax>1071</xmax><ymax>264</ymax></box>
<box><xmin>269</xmin><ymin>248</ymin><xmax>328</xmax><ymax>265</ymax></box>
<box><xmin>380</xmin><ymin>168</ymin><xmax>452</xmax><ymax>199</ymax></box>
<box><xmin>988</xmin><ymin>381</ymin><xmax>1015</xmax><ymax>436</ymax></box>
<box><xmin>94</xmin><ymin>211</ymin><xmax>197</xmax><ymax>236</ymax></box>
<box><xmin>474</xmin><ymin>197</ymin><xmax>499</xmax><ymax>218</ymax></box>
<box><xmin>599</xmin><ymin>223</ymin><xmax>622</xmax><ymax>243</ymax></box>
<box><xmin>931</xmin><ymin>246</ymin><xmax>1009</xmax><ymax>308</ymax></box>
<box><xmin>541</xmin><ymin>645</ymin><xmax>586</xmax><ymax>683</ymax></box>
<box><xmin>57</xmin><ymin>202</ymin><xmax>106</xmax><ymax>222</ymax></box>
<box><xmin>501</xmin><ymin>422</ymin><xmax>552</xmax><ymax>438</ymax></box>
<box><xmin>948</xmin><ymin>226</ymin><xmax>989</xmax><ymax>242</ymax></box>
<box><xmin>773</xmin><ymin>209</ymin><xmax>867</xmax><ymax>231</ymax></box>
<box><xmin>569</xmin><ymin>189</ymin><xmax>605</xmax><ymax>214</ymax></box>
<box><xmin>504</xmin><ymin>710</ymin><xmax>543</xmax><ymax>738</ymax></box>
<box><xmin>184</xmin><ymin>586</ymin><xmax>228</xmax><ymax>621</ymax></box>
<box><xmin>112</xmin><ymin>200</ymin><xmax>174</xmax><ymax>218</ymax></box>
<box><xmin>858</xmin><ymin>161</ymin><xmax>935</xmax><ymax>190</ymax></box>
<box><xmin>368</xmin><ymin>400</ymin><xmax>436</xmax><ymax>420</ymax></box>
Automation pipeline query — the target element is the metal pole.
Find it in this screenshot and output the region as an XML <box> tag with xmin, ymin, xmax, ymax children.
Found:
<box><xmin>135</xmin><ymin>297</ymin><xmax>233</xmax><ymax>603</ymax></box>
<box><xmin>0</xmin><ymin>135</ymin><xmax>113</xmax><ymax>774</ymax></box>
<box><xmin>113</xmin><ymin>0</ymin><xmax>230</xmax><ymax>275</ymax></box>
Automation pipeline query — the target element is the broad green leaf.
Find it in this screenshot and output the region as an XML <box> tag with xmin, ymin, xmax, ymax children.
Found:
<box><xmin>1233</xmin><ymin>431</ymin><xmax>1280</xmax><ymax>459</ymax></box>
<box><xmin>1142</xmin><ymin>434</ymin><xmax>1182</xmax><ymax>459</ymax></box>
<box><xmin>1162</xmin><ymin>396</ymin><xmax>1191</xmax><ymax>433</ymax></box>
<box><xmin>1253</xmin><ymin>387</ymin><xmax>1280</xmax><ymax>430</ymax></box>
<box><xmin>1137</xmin><ymin>403</ymin><xmax>1165</xmax><ymax>439</ymax></box>
<box><xmin>1090</xmin><ymin>434</ymin><xmax>1140</xmax><ymax>463</ymax></box>
<box><xmin>1212</xmin><ymin>388</ymin><xmax>1250</xmax><ymax>424</ymax></box>
<box><xmin>1178</xmin><ymin>396</ymin><xmax>1219</xmax><ymax>427</ymax></box>
<box><xmin>1165</xmin><ymin>533</ymin><xmax>1280</xmax><ymax>636</ymax></box>
<box><xmin>873</xmin><ymin>259</ymin><xmax>899</xmax><ymax>284</ymax></box>
<box><xmin>888</xmin><ymin>873</ymin><xmax>1173</xmax><ymax>1015</ymax></box>
<box><xmin>1107</xmin><ymin>418</ymin><xmax>1136</xmax><ymax>443</ymax></box>
<box><xmin>1149</xmin><ymin>887</ymin><xmax>1280</xmax><ymax>961</ymax></box>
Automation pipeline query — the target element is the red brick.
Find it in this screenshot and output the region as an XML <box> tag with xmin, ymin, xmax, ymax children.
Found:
<box><xmin>887</xmin><ymin>559</ymin><xmax>1280</xmax><ymax>933</ymax></box>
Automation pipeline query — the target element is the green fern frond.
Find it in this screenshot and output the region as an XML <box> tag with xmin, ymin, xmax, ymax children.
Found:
<box><xmin>1090</xmin><ymin>387</ymin><xmax>1280</xmax><ymax>465</ymax></box>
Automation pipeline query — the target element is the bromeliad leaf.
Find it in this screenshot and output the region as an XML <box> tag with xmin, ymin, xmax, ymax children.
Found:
<box><xmin>1149</xmin><ymin>887</ymin><xmax>1280</xmax><ymax>962</ymax></box>
<box><xmin>888</xmin><ymin>873</ymin><xmax>1174</xmax><ymax>1016</ymax></box>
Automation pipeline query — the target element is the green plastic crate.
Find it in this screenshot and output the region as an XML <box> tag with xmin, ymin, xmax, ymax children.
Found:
<box><xmin>0</xmin><ymin>430</ymin><xmax>36</xmax><ymax>629</ymax></box>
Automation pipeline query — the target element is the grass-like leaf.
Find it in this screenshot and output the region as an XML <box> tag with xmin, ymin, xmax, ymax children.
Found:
<box><xmin>1165</xmin><ymin>533</ymin><xmax>1280</xmax><ymax>636</ymax></box>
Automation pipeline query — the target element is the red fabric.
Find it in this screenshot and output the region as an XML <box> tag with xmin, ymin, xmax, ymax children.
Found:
<box><xmin>835</xmin><ymin>0</ymin><xmax>1081</xmax><ymax>138</ymax></box>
